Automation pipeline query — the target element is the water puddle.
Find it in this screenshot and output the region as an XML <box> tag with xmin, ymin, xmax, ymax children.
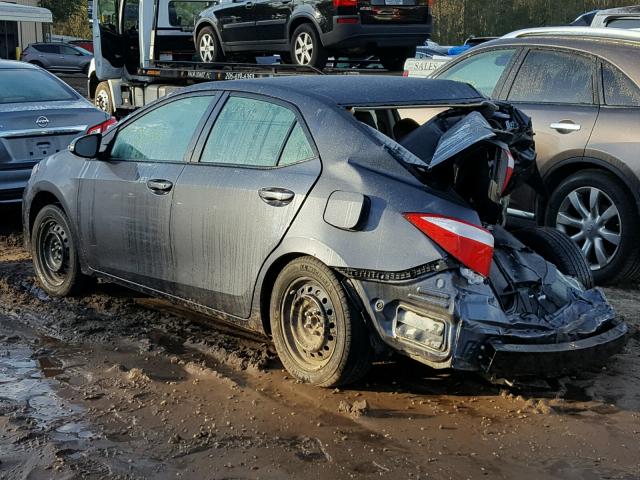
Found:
<box><xmin>0</xmin><ymin>336</ymin><xmax>94</xmax><ymax>439</ymax></box>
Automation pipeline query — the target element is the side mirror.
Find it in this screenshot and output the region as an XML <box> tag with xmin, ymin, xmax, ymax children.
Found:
<box><xmin>69</xmin><ymin>133</ymin><xmax>101</xmax><ymax>159</ymax></box>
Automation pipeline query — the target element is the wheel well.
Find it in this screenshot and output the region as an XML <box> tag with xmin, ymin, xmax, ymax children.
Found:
<box><xmin>288</xmin><ymin>17</ymin><xmax>317</xmax><ymax>41</ymax></box>
<box><xmin>259</xmin><ymin>253</ymin><xmax>305</xmax><ymax>336</ymax></box>
<box><xmin>537</xmin><ymin>161</ymin><xmax>636</xmax><ymax>223</ymax></box>
<box><xmin>88</xmin><ymin>72</ymin><xmax>99</xmax><ymax>100</ymax></box>
<box><xmin>29</xmin><ymin>192</ymin><xmax>62</xmax><ymax>236</ymax></box>
<box><xmin>195</xmin><ymin>21</ymin><xmax>222</xmax><ymax>48</ymax></box>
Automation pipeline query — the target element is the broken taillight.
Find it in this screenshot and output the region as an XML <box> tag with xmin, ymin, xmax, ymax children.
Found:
<box><xmin>502</xmin><ymin>147</ymin><xmax>515</xmax><ymax>194</ymax></box>
<box><xmin>87</xmin><ymin>117</ymin><xmax>117</xmax><ymax>135</ymax></box>
<box><xmin>404</xmin><ymin>213</ymin><xmax>494</xmax><ymax>277</ymax></box>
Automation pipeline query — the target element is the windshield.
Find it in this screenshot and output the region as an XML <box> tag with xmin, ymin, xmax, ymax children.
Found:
<box><xmin>0</xmin><ymin>69</ymin><xmax>77</xmax><ymax>104</ymax></box>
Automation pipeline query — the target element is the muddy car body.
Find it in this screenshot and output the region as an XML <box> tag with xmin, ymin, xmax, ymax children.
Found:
<box><xmin>22</xmin><ymin>76</ymin><xmax>627</xmax><ymax>386</ymax></box>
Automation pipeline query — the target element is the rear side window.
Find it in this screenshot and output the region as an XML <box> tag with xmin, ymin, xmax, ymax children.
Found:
<box><xmin>279</xmin><ymin>123</ymin><xmax>315</xmax><ymax>165</ymax></box>
<box><xmin>200</xmin><ymin>96</ymin><xmax>312</xmax><ymax>167</ymax></box>
<box><xmin>602</xmin><ymin>64</ymin><xmax>640</xmax><ymax>107</ymax></box>
<box><xmin>437</xmin><ymin>49</ymin><xmax>517</xmax><ymax>97</ymax></box>
<box><xmin>606</xmin><ymin>18</ymin><xmax>640</xmax><ymax>29</ymax></box>
<box><xmin>0</xmin><ymin>69</ymin><xmax>76</xmax><ymax>104</ymax></box>
<box><xmin>111</xmin><ymin>95</ymin><xmax>215</xmax><ymax>162</ymax></box>
<box><xmin>508</xmin><ymin>50</ymin><xmax>594</xmax><ymax>104</ymax></box>
<box><xmin>34</xmin><ymin>44</ymin><xmax>58</xmax><ymax>53</ymax></box>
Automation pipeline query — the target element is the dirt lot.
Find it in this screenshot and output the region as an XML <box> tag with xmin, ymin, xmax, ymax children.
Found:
<box><xmin>1</xmin><ymin>205</ymin><xmax>639</xmax><ymax>480</ymax></box>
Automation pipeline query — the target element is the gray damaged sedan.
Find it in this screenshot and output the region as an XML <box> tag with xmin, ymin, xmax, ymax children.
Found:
<box><xmin>22</xmin><ymin>76</ymin><xmax>627</xmax><ymax>386</ymax></box>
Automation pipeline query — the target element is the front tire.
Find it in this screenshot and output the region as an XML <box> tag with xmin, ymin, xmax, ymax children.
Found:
<box><xmin>31</xmin><ymin>205</ymin><xmax>91</xmax><ymax>297</ymax></box>
<box><xmin>197</xmin><ymin>26</ymin><xmax>224</xmax><ymax>63</ymax></box>
<box><xmin>544</xmin><ymin>169</ymin><xmax>640</xmax><ymax>284</ymax></box>
<box><xmin>94</xmin><ymin>81</ymin><xmax>114</xmax><ymax>116</ymax></box>
<box><xmin>290</xmin><ymin>24</ymin><xmax>327</xmax><ymax>69</ymax></box>
<box><xmin>270</xmin><ymin>256</ymin><xmax>372</xmax><ymax>387</ymax></box>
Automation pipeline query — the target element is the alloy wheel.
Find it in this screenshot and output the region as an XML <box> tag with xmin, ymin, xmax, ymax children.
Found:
<box><xmin>555</xmin><ymin>186</ymin><xmax>622</xmax><ymax>271</ymax></box>
<box><xmin>280</xmin><ymin>278</ymin><xmax>338</xmax><ymax>370</ymax></box>
<box><xmin>199</xmin><ymin>33</ymin><xmax>216</xmax><ymax>62</ymax></box>
<box><xmin>36</xmin><ymin>218</ymin><xmax>70</xmax><ymax>288</ymax></box>
<box><xmin>294</xmin><ymin>32</ymin><xmax>313</xmax><ymax>65</ymax></box>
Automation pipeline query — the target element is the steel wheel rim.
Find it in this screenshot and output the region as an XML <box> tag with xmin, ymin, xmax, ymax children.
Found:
<box><xmin>95</xmin><ymin>90</ymin><xmax>110</xmax><ymax>113</ymax></box>
<box><xmin>556</xmin><ymin>186</ymin><xmax>622</xmax><ymax>271</ymax></box>
<box><xmin>36</xmin><ymin>218</ymin><xmax>70</xmax><ymax>287</ymax></box>
<box><xmin>200</xmin><ymin>33</ymin><xmax>215</xmax><ymax>62</ymax></box>
<box><xmin>294</xmin><ymin>32</ymin><xmax>313</xmax><ymax>65</ymax></box>
<box><xmin>280</xmin><ymin>278</ymin><xmax>338</xmax><ymax>371</ymax></box>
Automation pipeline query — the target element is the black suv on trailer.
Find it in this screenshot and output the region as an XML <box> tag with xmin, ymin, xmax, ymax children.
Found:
<box><xmin>194</xmin><ymin>0</ymin><xmax>432</xmax><ymax>69</ymax></box>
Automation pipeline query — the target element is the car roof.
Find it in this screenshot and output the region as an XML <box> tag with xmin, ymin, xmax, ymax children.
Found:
<box><xmin>596</xmin><ymin>5</ymin><xmax>640</xmax><ymax>15</ymax></box>
<box><xmin>0</xmin><ymin>59</ymin><xmax>38</xmax><ymax>70</ymax></box>
<box><xmin>184</xmin><ymin>75</ymin><xmax>485</xmax><ymax>107</ymax></box>
<box><xmin>478</xmin><ymin>34</ymin><xmax>640</xmax><ymax>81</ymax></box>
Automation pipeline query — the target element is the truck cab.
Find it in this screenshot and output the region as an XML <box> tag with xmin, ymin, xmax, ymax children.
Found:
<box><xmin>89</xmin><ymin>0</ymin><xmax>213</xmax><ymax>114</ymax></box>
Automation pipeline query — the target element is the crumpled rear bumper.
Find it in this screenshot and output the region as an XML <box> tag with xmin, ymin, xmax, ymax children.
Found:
<box><xmin>484</xmin><ymin>321</ymin><xmax>628</xmax><ymax>377</ymax></box>
<box><xmin>347</xmin><ymin>258</ymin><xmax>628</xmax><ymax>377</ymax></box>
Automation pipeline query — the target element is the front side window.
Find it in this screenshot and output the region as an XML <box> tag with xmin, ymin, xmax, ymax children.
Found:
<box><xmin>508</xmin><ymin>49</ymin><xmax>594</xmax><ymax>104</ymax></box>
<box><xmin>437</xmin><ymin>49</ymin><xmax>517</xmax><ymax>97</ymax></box>
<box><xmin>61</xmin><ymin>45</ymin><xmax>79</xmax><ymax>56</ymax></box>
<box><xmin>111</xmin><ymin>95</ymin><xmax>215</xmax><ymax>162</ymax></box>
<box><xmin>123</xmin><ymin>0</ymin><xmax>140</xmax><ymax>33</ymax></box>
<box><xmin>602</xmin><ymin>63</ymin><xmax>640</xmax><ymax>107</ymax></box>
<box><xmin>97</xmin><ymin>0</ymin><xmax>118</xmax><ymax>33</ymax></box>
<box><xmin>200</xmin><ymin>96</ymin><xmax>313</xmax><ymax>167</ymax></box>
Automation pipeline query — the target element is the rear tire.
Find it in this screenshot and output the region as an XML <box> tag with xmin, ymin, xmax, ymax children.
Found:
<box><xmin>31</xmin><ymin>205</ymin><xmax>92</xmax><ymax>297</ymax></box>
<box><xmin>290</xmin><ymin>24</ymin><xmax>327</xmax><ymax>69</ymax></box>
<box><xmin>94</xmin><ymin>81</ymin><xmax>114</xmax><ymax>116</ymax></box>
<box><xmin>197</xmin><ymin>26</ymin><xmax>224</xmax><ymax>63</ymax></box>
<box><xmin>270</xmin><ymin>256</ymin><xmax>372</xmax><ymax>387</ymax></box>
<box><xmin>378</xmin><ymin>48</ymin><xmax>414</xmax><ymax>71</ymax></box>
<box><xmin>544</xmin><ymin>169</ymin><xmax>640</xmax><ymax>284</ymax></box>
<box><xmin>513</xmin><ymin>227</ymin><xmax>594</xmax><ymax>290</ymax></box>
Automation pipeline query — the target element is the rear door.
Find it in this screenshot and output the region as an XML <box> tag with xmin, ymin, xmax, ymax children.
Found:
<box><xmin>254</xmin><ymin>0</ymin><xmax>291</xmax><ymax>41</ymax></box>
<box><xmin>78</xmin><ymin>93</ymin><xmax>218</xmax><ymax>289</ymax></box>
<box><xmin>171</xmin><ymin>93</ymin><xmax>321</xmax><ymax>318</ymax></box>
<box><xmin>502</xmin><ymin>48</ymin><xmax>600</xmax><ymax>212</ymax></box>
<box><xmin>218</xmin><ymin>1</ymin><xmax>257</xmax><ymax>44</ymax></box>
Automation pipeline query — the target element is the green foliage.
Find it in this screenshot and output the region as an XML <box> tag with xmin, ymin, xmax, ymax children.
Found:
<box><xmin>40</xmin><ymin>0</ymin><xmax>85</xmax><ymax>23</ymax></box>
<box><xmin>432</xmin><ymin>0</ymin><xmax>633</xmax><ymax>44</ymax></box>
<box><xmin>40</xmin><ymin>0</ymin><xmax>91</xmax><ymax>38</ymax></box>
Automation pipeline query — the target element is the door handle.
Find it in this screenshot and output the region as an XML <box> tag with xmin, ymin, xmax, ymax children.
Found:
<box><xmin>550</xmin><ymin>121</ymin><xmax>581</xmax><ymax>133</ymax></box>
<box><xmin>258</xmin><ymin>187</ymin><xmax>294</xmax><ymax>206</ymax></box>
<box><xmin>245</xmin><ymin>1</ymin><xmax>254</xmax><ymax>7</ymax></box>
<box><xmin>147</xmin><ymin>179</ymin><xmax>173</xmax><ymax>194</ymax></box>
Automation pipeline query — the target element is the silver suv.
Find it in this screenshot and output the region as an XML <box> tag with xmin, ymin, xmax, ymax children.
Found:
<box><xmin>20</xmin><ymin>42</ymin><xmax>93</xmax><ymax>74</ymax></box>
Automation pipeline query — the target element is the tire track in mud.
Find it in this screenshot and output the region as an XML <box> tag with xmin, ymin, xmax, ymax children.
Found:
<box><xmin>1</xmin><ymin>232</ymin><xmax>640</xmax><ymax>479</ymax></box>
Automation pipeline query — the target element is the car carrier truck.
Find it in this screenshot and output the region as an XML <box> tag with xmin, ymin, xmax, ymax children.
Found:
<box><xmin>88</xmin><ymin>0</ymin><xmax>423</xmax><ymax>116</ymax></box>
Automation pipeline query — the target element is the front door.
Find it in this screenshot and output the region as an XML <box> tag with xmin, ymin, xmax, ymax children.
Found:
<box><xmin>502</xmin><ymin>48</ymin><xmax>600</xmax><ymax>212</ymax></box>
<box><xmin>171</xmin><ymin>94</ymin><xmax>321</xmax><ymax>318</ymax></box>
<box><xmin>93</xmin><ymin>0</ymin><xmax>125</xmax><ymax>79</ymax></box>
<box><xmin>78</xmin><ymin>93</ymin><xmax>217</xmax><ymax>289</ymax></box>
<box><xmin>218</xmin><ymin>0</ymin><xmax>257</xmax><ymax>44</ymax></box>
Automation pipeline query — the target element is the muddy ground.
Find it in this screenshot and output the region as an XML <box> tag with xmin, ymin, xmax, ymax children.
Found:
<box><xmin>1</xmin><ymin>205</ymin><xmax>639</xmax><ymax>480</ymax></box>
